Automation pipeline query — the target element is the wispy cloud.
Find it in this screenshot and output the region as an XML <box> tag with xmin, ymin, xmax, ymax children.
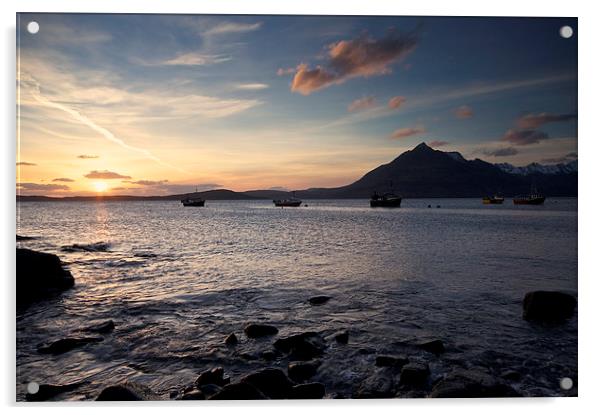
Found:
<box><xmin>390</xmin><ymin>126</ymin><xmax>426</xmax><ymax>140</ymax></box>
<box><xmin>77</xmin><ymin>154</ymin><xmax>99</xmax><ymax>159</ymax></box>
<box><xmin>454</xmin><ymin>105</ymin><xmax>473</xmax><ymax>119</ymax></box>
<box><xmin>85</xmin><ymin>170</ymin><xmax>132</xmax><ymax>180</ymax></box>
<box><xmin>501</xmin><ymin>129</ymin><xmax>550</xmax><ymax>146</ymax></box>
<box><xmin>428</xmin><ymin>140</ymin><xmax>449</xmax><ymax>147</ymax></box>
<box><xmin>161</xmin><ymin>52</ymin><xmax>232</xmax><ymax>66</ymax></box>
<box><xmin>348</xmin><ymin>96</ymin><xmax>376</xmax><ymax>112</ymax></box>
<box><xmin>123</xmin><ymin>179</ymin><xmax>168</xmax><ymax>186</ymax></box>
<box><xmin>204</xmin><ymin>22</ymin><xmax>262</xmax><ymax>36</ymax></box>
<box><xmin>516</xmin><ymin>112</ymin><xmax>577</xmax><ymax>129</ymax></box>
<box><xmin>16</xmin><ymin>161</ymin><xmax>36</xmax><ymax>166</ymax></box>
<box><xmin>52</xmin><ymin>177</ymin><xmax>74</xmax><ymax>182</ymax></box>
<box><xmin>541</xmin><ymin>151</ymin><xmax>577</xmax><ymax>164</ymax></box>
<box><xmin>17</xmin><ymin>182</ymin><xmax>69</xmax><ymax>191</ymax></box>
<box><xmin>235</xmin><ymin>83</ymin><xmax>269</xmax><ymax>90</ymax></box>
<box><xmin>388</xmin><ymin>96</ymin><xmax>406</xmax><ymax>109</ymax></box>
<box><xmin>480</xmin><ymin>147</ymin><xmax>519</xmax><ymax>157</ymax></box>
<box><xmin>290</xmin><ymin>29</ymin><xmax>419</xmax><ymax>95</ymax></box>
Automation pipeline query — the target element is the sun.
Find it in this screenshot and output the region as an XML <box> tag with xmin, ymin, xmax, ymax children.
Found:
<box><xmin>93</xmin><ymin>181</ymin><xmax>108</xmax><ymax>193</ymax></box>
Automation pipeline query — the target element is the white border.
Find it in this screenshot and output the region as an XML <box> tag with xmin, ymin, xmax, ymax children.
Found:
<box><xmin>2</xmin><ymin>1</ymin><xmax>600</xmax><ymax>414</ymax></box>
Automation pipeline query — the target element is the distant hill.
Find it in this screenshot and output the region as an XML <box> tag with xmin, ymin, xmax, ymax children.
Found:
<box><xmin>17</xmin><ymin>143</ymin><xmax>577</xmax><ymax>201</ymax></box>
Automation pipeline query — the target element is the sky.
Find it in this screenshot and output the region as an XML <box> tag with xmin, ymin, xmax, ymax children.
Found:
<box><xmin>16</xmin><ymin>14</ymin><xmax>577</xmax><ymax>196</ymax></box>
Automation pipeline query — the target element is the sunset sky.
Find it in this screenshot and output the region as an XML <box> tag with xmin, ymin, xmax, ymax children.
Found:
<box><xmin>17</xmin><ymin>14</ymin><xmax>577</xmax><ymax>196</ymax></box>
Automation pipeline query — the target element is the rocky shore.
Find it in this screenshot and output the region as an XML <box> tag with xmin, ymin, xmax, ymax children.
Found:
<box><xmin>17</xmin><ymin>244</ymin><xmax>577</xmax><ymax>401</ymax></box>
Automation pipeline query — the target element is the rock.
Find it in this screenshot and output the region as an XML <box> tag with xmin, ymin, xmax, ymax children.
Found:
<box><xmin>198</xmin><ymin>383</ymin><xmax>222</xmax><ymax>397</ymax></box>
<box><xmin>355</xmin><ymin>368</ymin><xmax>397</xmax><ymax>398</ymax></box>
<box><xmin>334</xmin><ymin>330</ymin><xmax>349</xmax><ymax>344</ymax></box>
<box><xmin>417</xmin><ymin>339</ymin><xmax>445</xmax><ymax>355</ymax></box>
<box><xmin>16</xmin><ymin>234</ymin><xmax>36</xmax><ymax>241</ymax></box>
<box><xmin>195</xmin><ymin>367</ymin><xmax>229</xmax><ymax>387</ymax></box>
<box><xmin>399</xmin><ymin>362</ymin><xmax>430</xmax><ymax>386</ymax></box>
<box><xmin>274</xmin><ymin>332</ymin><xmax>326</xmax><ymax>360</ymax></box>
<box><xmin>209</xmin><ymin>382</ymin><xmax>266</xmax><ymax>400</ymax></box>
<box><xmin>225</xmin><ymin>333</ymin><xmax>238</xmax><ymax>346</ymax></box>
<box><xmin>239</xmin><ymin>368</ymin><xmax>294</xmax><ymax>399</ymax></box>
<box><xmin>289</xmin><ymin>383</ymin><xmax>325</xmax><ymax>399</ymax></box>
<box><xmin>288</xmin><ymin>360</ymin><xmax>320</xmax><ymax>382</ymax></box>
<box><xmin>308</xmin><ymin>295</ymin><xmax>331</xmax><ymax>305</ymax></box>
<box><xmin>430</xmin><ymin>369</ymin><xmax>520</xmax><ymax>398</ymax></box>
<box><xmin>25</xmin><ymin>381</ymin><xmax>84</xmax><ymax>401</ymax></box>
<box><xmin>501</xmin><ymin>370</ymin><xmax>521</xmax><ymax>381</ymax></box>
<box><xmin>17</xmin><ymin>248</ymin><xmax>74</xmax><ymax>305</ymax></box>
<box><xmin>181</xmin><ymin>390</ymin><xmax>205</xmax><ymax>400</ymax></box>
<box><xmin>261</xmin><ymin>350</ymin><xmax>277</xmax><ymax>361</ymax></box>
<box><xmin>523</xmin><ymin>291</ymin><xmax>577</xmax><ymax>322</ymax></box>
<box><xmin>375</xmin><ymin>355</ymin><xmax>409</xmax><ymax>368</ymax></box>
<box><xmin>96</xmin><ymin>382</ymin><xmax>157</xmax><ymax>401</ymax></box>
<box><xmin>244</xmin><ymin>323</ymin><xmax>279</xmax><ymax>338</ymax></box>
<box><xmin>37</xmin><ymin>337</ymin><xmax>103</xmax><ymax>355</ymax></box>
<box><xmin>84</xmin><ymin>320</ymin><xmax>115</xmax><ymax>334</ymax></box>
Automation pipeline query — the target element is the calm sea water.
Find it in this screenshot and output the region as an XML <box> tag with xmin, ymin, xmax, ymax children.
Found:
<box><xmin>16</xmin><ymin>198</ymin><xmax>578</xmax><ymax>400</ymax></box>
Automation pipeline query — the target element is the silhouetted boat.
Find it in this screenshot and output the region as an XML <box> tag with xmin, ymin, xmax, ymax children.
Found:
<box><xmin>273</xmin><ymin>193</ymin><xmax>302</xmax><ymax>207</ymax></box>
<box><xmin>370</xmin><ymin>192</ymin><xmax>402</xmax><ymax>208</ymax></box>
<box><xmin>181</xmin><ymin>189</ymin><xmax>205</xmax><ymax>206</ymax></box>
<box><xmin>513</xmin><ymin>184</ymin><xmax>545</xmax><ymax>205</ymax></box>
<box><xmin>482</xmin><ymin>195</ymin><xmax>504</xmax><ymax>204</ymax></box>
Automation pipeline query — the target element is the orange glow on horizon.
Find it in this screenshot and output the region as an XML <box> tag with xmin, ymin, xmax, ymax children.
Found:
<box><xmin>93</xmin><ymin>181</ymin><xmax>109</xmax><ymax>193</ymax></box>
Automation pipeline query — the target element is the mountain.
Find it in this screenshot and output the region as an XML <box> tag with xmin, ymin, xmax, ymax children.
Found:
<box><xmin>495</xmin><ymin>160</ymin><xmax>578</xmax><ymax>176</ymax></box>
<box><xmin>295</xmin><ymin>143</ymin><xmax>577</xmax><ymax>198</ymax></box>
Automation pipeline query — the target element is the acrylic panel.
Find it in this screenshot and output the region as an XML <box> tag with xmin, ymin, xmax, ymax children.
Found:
<box><xmin>16</xmin><ymin>13</ymin><xmax>577</xmax><ymax>401</ymax></box>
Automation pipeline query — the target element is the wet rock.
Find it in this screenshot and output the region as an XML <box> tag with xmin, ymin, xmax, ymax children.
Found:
<box><xmin>17</xmin><ymin>248</ymin><xmax>74</xmax><ymax>305</ymax></box>
<box><xmin>274</xmin><ymin>332</ymin><xmax>326</xmax><ymax>360</ymax></box>
<box><xmin>334</xmin><ymin>330</ymin><xmax>349</xmax><ymax>344</ymax></box>
<box><xmin>37</xmin><ymin>337</ymin><xmax>103</xmax><ymax>355</ymax></box>
<box><xmin>289</xmin><ymin>383</ymin><xmax>325</xmax><ymax>399</ymax></box>
<box><xmin>308</xmin><ymin>295</ymin><xmax>331</xmax><ymax>305</ymax></box>
<box><xmin>523</xmin><ymin>291</ymin><xmax>577</xmax><ymax>322</ymax></box>
<box><xmin>288</xmin><ymin>360</ymin><xmax>320</xmax><ymax>382</ymax></box>
<box><xmin>244</xmin><ymin>323</ymin><xmax>279</xmax><ymax>338</ymax></box>
<box><xmin>430</xmin><ymin>369</ymin><xmax>520</xmax><ymax>398</ymax></box>
<box><xmin>17</xmin><ymin>234</ymin><xmax>36</xmax><ymax>241</ymax></box>
<box><xmin>25</xmin><ymin>381</ymin><xmax>84</xmax><ymax>401</ymax></box>
<box><xmin>84</xmin><ymin>320</ymin><xmax>115</xmax><ymax>334</ymax></box>
<box><xmin>355</xmin><ymin>368</ymin><xmax>397</xmax><ymax>398</ymax></box>
<box><xmin>239</xmin><ymin>368</ymin><xmax>294</xmax><ymax>399</ymax></box>
<box><xmin>195</xmin><ymin>367</ymin><xmax>229</xmax><ymax>387</ymax></box>
<box><xmin>375</xmin><ymin>355</ymin><xmax>409</xmax><ymax>368</ymax></box>
<box><xmin>417</xmin><ymin>339</ymin><xmax>445</xmax><ymax>355</ymax></box>
<box><xmin>225</xmin><ymin>333</ymin><xmax>238</xmax><ymax>346</ymax></box>
<box><xmin>198</xmin><ymin>383</ymin><xmax>222</xmax><ymax>397</ymax></box>
<box><xmin>96</xmin><ymin>382</ymin><xmax>158</xmax><ymax>401</ymax></box>
<box><xmin>501</xmin><ymin>370</ymin><xmax>521</xmax><ymax>382</ymax></box>
<box><xmin>181</xmin><ymin>390</ymin><xmax>205</xmax><ymax>400</ymax></box>
<box><xmin>399</xmin><ymin>362</ymin><xmax>430</xmax><ymax>386</ymax></box>
<box><xmin>61</xmin><ymin>242</ymin><xmax>111</xmax><ymax>252</ymax></box>
<box><xmin>209</xmin><ymin>382</ymin><xmax>266</xmax><ymax>400</ymax></box>
<box><xmin>261</xmin><ymin>350</ymin><xmax>277</xmax><ymax>361</ymax></box>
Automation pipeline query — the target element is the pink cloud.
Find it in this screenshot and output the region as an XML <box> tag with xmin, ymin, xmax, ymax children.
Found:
<box><xmin>516</xmin><ymin>112</ymin><xmax>576</xmax><ymax>129</ymax></box>
<box><xmin>348</xmin><ymin>96</ymin><xmax>376</xmax><ymax>112</ymax></box>
<box><xmin>388</xmin><ymin>96</ymin><xmax>406</xmax><ymax>109</ymax></box>
<box><xmin>454</xmin><ymin>105</ymin><xmax>473</xmax><ymax>119</ymax></box>
<box><xmin>390</xmin><ymin>126</ymin><xmax>426</xmax><ymax>140</ymax></box>
<box><xmin>501</xmin><ymin>129</ymin><xmax>549</xmax><ymax>146</ymax></box>
<box><xmin>428</xmin><ymin>140</ymin><xmax>449</xmax><ymax>147</ymax></box>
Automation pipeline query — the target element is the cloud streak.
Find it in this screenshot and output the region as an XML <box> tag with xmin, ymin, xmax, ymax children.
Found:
<box><xmin>77</xmin><ymin>154</ymin><xmax>99</xmax><ymax>159</ymax></box>
<box><xmin>348</xmin><ymin>96</ymin><xmax>376</xmax><ymax>112</ymax></box>
<box><xmin>390</xmin><ymin>126</ymin><xmax>426</xmax><ymax>140</ymax></box>
<box><xmin>388</xmin><ymin>96</ymin><xmax>406</xmax><ymax>109</ymax></box>
<box><xmin>85</xmin><ymin>170</ymin><xmax>132</xmax><ymax>179</ymax></box>
<box><xmin>17</xmin><ymin>182</ymin><xmax>69</xmax><ymax>191</ymax></box>
<box><xmin>501</xmin><ymin>129</ymin><xmax>550</xmax><ymax>146</ymax></box>
<box><xmin>481</xmin><ymin>147</ymin><xmax>519</xmax><ymax>157</ymax></box>
<box><xmin>516</xmin><ymin>112</ymin><xmax>577</xmax><ymax>129</ymax></box>
<box><xmin>16</xmin><ymin>161</ymin><xmax>36</xmax><ymax>166</ymax></box>
<box><xmin>454</xmin><ymin>105</ymin><xmax>473</xmax><ymax>119</ymax></box>
<box><xmin>290</xmin><ymin>29</ymin><xmax>418</xmax><ymax>95</ymax></box>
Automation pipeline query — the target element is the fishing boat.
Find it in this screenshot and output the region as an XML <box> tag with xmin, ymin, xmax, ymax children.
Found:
<box><xmin>273</xmin><ymin>192</ymin><xmax>302</xmax><ymax>207</ymax></box>
<box><xmin>181</xmin><ymin>189</ymin><xmax>205</xmax><ymax>207</ymax></box>
<box><xmin>513</xmin><ymin>184</ymin><xmax>545</xmax><ymax>205</ymax></box>
<box><xmin>482</xmin><ymin>195</ymin><xmax>504</xmax><ymax>204</ymax></box>
<box><xmin>370</xmin><ymin>191</ymin><xmax>402</xmax><ymax>208</ymax></box>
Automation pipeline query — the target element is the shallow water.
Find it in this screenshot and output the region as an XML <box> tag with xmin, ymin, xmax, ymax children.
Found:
<box><xmin>16</xmin><ymin>198</ymin><xmax>578</xmax><ymax>400</ymax></box>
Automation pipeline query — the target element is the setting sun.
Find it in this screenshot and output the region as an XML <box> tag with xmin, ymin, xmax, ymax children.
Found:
<box><xmin>93</xmin><ymin>181</ymin><xmax>108</xmax><ymax>193</ymax></box>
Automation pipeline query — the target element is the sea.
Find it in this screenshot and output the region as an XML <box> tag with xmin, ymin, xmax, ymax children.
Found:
<box><xmin>16</xmin><ymin>198</ymin><xmax>578</xmax><ymax>400</ymax></box>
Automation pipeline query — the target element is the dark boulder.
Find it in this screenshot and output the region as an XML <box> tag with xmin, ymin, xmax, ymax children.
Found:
<box><xmin>334</xmin><ymin>330</ymin><xmax>349</xmax><ymax>344</ymax></box>
<box><xmin>17</xmin><ymin>248</ymin><xmax>74</xmax><ymax>304</ymax></box>
<box><xmin>37</xmin><ymin>337</ymin><xmax>103</xmax><ymax>355</ymax></box>
<box><xmin>417</xmin><ymin>339</ymin><xmax>445</xmax><ymax>355</ymax></box>
<box><xmin>430</xmin><ymin>369</ymin><xmax>520</xmax><ymax>398</ymax></box>
<box><xmin>354</xmin><ymin>368</ymin><xmax>397</xmax><ymax>398</ymax></box>
<box><xmin>96</xmin><ymin>382</ymin><xmax>158</xmax><ymax>401</ymax></box>
<box><xmin>274</xmin><ymin>332</ymin><xmax>326</xmax><ymax>360</ymax></box>
<box><xmin>244</xmin><ymin>323</ymin><xmax>279</xmax><ymax>338</ymax></box>
<box><xmin>261</xmin><ymin>350</ymin><xmax>277</xmax><ymax>361</ymax></box>
<box><xmin>181</xmin><ymin>390</ymin><xmax>205</xmax><ymax>400</ymax></box>
<box><xmin>239</xmin><ymin>368</ymin><xmax>294</xmax><ymax>399</ymax></box>
<box><xmin>308</xmin><ymin>295</ymin><xmax>331</xmax><ymax>305</ymax></box>
<box><xmin>198</xmin><ymin>383</ymin><xmax>222</xmax><ymax>398</ymax></box>
<box><xmin>25</xmin><ymin>381</ymin><xmax>84</xmax><ymax>401</ymax></box>
<box><xmin>501</xmin><ymin>370</ymin><xmax>521</xmax><ymax>382</ymax></box>
<box><xmin>288</xmin><ymin>360</ymin><xmax>320</xmax><ymax>382</ymax></box>
<box><xmin>523</xmin><ymin>291</ymin><xmax>577</xmax><ymax>322</ymax></box>
<box><xmin>195</xmin><ymin>367</ymin><xmax>229</xmax><ymax>387</ymax></box>
<box><xmin>225</xmin><ymin>332</ymin><xmax>238</xmax><ymax>346</ymax></box>
<box><xmin>209</xmin><ymin>382</ymin><xmax>266</xmax><ymax>400</ymax></box>
<box><xmin>84</xmin><ymin>320</ymin><xmax>115</xmax><ymax>334</ymax></box>
<box><xmin>289</xmin><ymin>383</ymin><xmax>325</xmax><ymax>399</ymax></box>
<box><xmin>375</xmin><ymin>355</ymin><xmax>409</xmax><ymax>368</ymax></box>
<box><xmin>399</xmin><ymin>362</ymin><xmax>430</xmax><ymax>386</ymax></box>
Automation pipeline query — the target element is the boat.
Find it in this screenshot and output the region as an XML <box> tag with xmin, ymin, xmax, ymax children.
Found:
<box><xmin>181</xmin><ymin>189</ymin><xmax>205</xmax><ymax>207</ymax></box>
<box><xmin>273</xmin><ymin>193</ymin><xmax>303</xmax><ymax>207</ymax></box>
<box><xmin>370</xmin><ymin>191</ymin><xmax>402</xmax><ymax>208</ymax></box>
<box><xmin>513</xmin><ymin>184</ymin><xmax>545</xmax><ymax>205</ymax></box>
<box><xmin>482</xmin><ymin>195</ymin><xmax>504</xmax><ymax>204</ymax></box>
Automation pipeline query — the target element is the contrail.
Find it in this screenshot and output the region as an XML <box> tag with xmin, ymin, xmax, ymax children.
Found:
<box><xmin>22</xmin><ymin>74</ymin><xmax>185</xmax><ymax>173</ymax></box>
